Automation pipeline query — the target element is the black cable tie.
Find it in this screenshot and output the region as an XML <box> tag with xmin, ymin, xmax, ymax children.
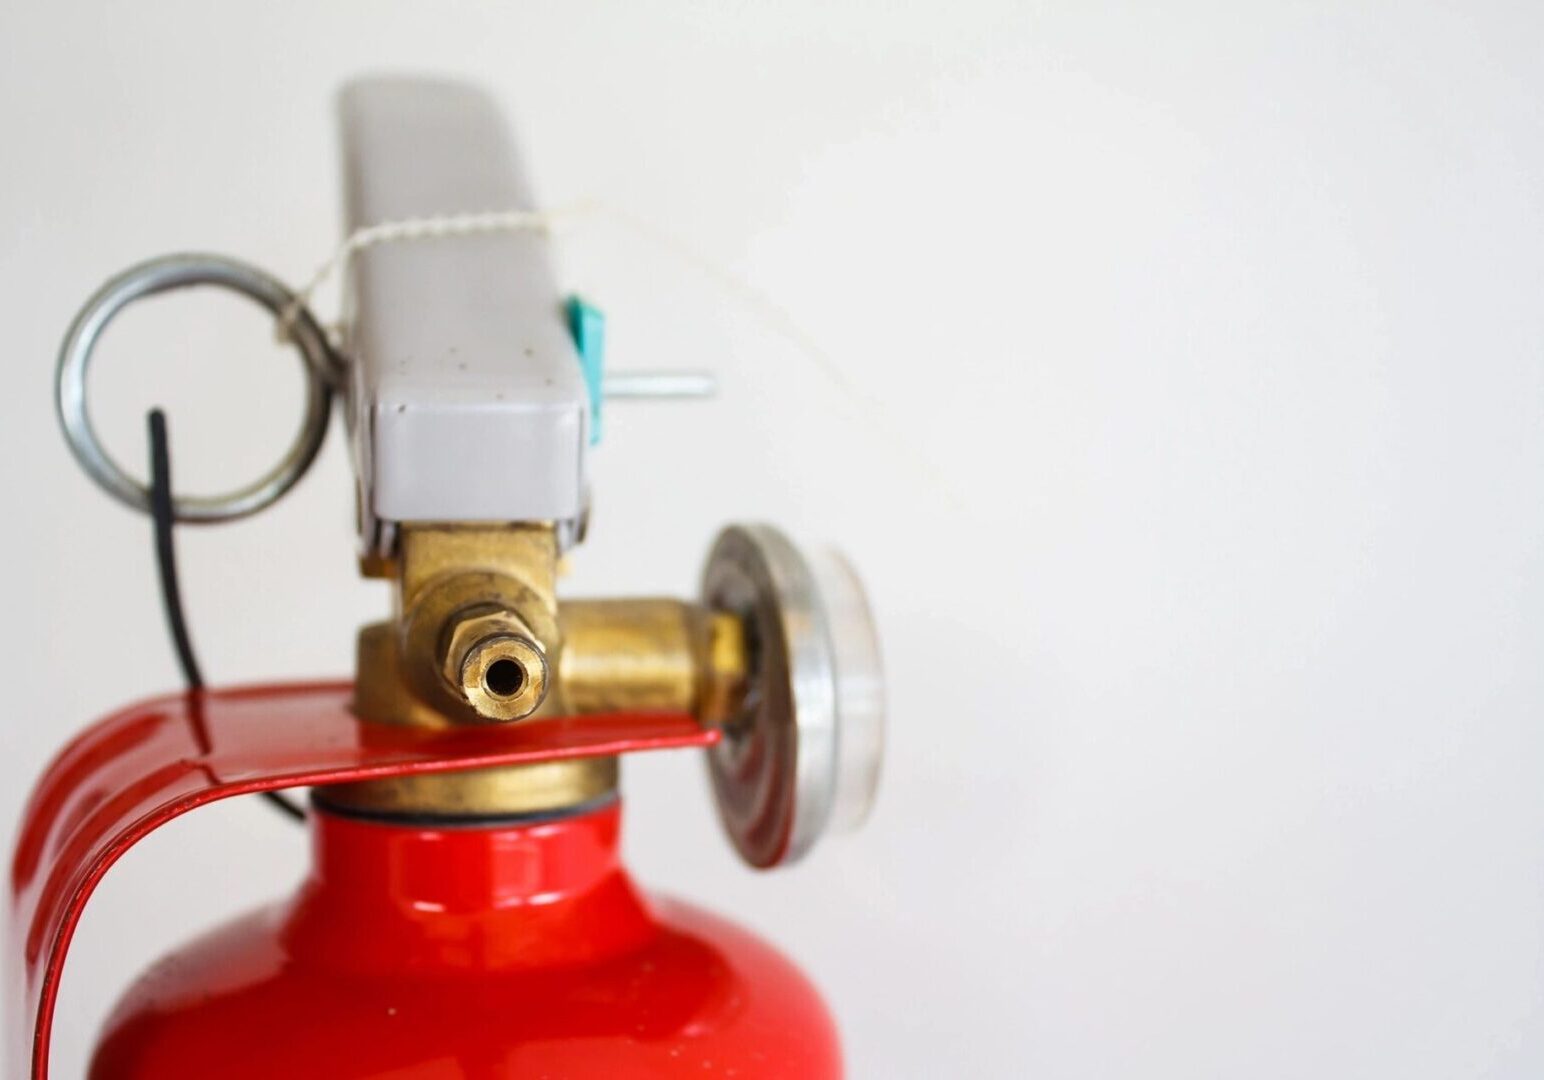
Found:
<box><xmin>147</xmin><ymin>409</ymin><xmax>305</xmax><ymax>823</ymax></box>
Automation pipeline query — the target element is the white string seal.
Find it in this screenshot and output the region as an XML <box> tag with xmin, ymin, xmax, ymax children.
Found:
<box><xmin>275</xmin><ymin>205</ymin><xmax>592</xmax><ymax>350</ymax></box>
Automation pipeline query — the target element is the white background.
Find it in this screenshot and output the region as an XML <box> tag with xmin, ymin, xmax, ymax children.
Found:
<box><xmin>3</xmin><ymin>2</ymin><xmax>1544</xmax><ymax>1077</ymax></box>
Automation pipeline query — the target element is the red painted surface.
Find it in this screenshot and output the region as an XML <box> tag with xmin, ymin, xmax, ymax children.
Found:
<box><xmin>8</xmin><ymin>682</ymin><xmax>719</xmax><ymax>1080</ymax></box>
<box><xmin>89</xmin><ymin>802</ymin><xmax>842</xmax><ymax>1078</ymax></box>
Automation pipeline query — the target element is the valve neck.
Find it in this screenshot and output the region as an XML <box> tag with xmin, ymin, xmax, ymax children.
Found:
<box><xmin>284</xmin><ymin>798</ymin><xmax>656</xmax><ymax>972</ymax></box>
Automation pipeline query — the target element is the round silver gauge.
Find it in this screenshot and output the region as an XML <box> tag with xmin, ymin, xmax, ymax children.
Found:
<box><xmin>700</xmin><ymin>524</ymin><xmax>885</xmax><ymax>868</ymax></box>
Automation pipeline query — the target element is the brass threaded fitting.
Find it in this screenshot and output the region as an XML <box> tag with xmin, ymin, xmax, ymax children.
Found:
<box><xmin>440</xmin><ymin>607</ymin><xmax>550</xmax><ymax>722</ymax></box>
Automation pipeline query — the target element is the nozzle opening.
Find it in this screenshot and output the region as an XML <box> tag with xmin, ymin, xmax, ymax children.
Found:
<box><xmin>484</xmin><ymin>657</ymin><xmax>526</xmax><ymax>698</ymax></box>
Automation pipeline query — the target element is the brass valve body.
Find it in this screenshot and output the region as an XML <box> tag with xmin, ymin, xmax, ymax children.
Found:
<box><xmin>318</xmin><ymin>524</ymin><xmax>748</xmax><ymax>818</ymax></box>
<box><xmin>394</xmin><ymin>524</ymin><xmax>561</xmax><ymax>724</ymax></box>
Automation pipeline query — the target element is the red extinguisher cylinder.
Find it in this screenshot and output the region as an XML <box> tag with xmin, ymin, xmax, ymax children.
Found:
<box><xmin>88</xmin><ymin>800</ymin><xmax>842</xmax><ymax>1078</ymax></box>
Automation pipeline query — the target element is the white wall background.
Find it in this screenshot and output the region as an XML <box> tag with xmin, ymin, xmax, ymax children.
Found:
<box><xmin>3</xmin><ymin>2</ymin><xmax>1544</xmax><ymax>1076</ymax></box>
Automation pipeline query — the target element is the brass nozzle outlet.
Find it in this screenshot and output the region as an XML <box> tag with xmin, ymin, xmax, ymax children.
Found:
<box><xmin>440</xmin><ymin>608</ymin><xmax>550</xmax><ymax>722</ymax></box>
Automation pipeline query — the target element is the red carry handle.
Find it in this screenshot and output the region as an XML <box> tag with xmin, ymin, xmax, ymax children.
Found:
<box><xmin>8</xmin><ymin>681</ymin><xmax>714</xmax><ymax>1080</ymax></box>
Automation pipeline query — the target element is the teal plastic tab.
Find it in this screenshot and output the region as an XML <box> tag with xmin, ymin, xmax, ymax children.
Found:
<box><xmin>566</xmin><ymin>295</ymin><xmax>606</xmax><ymax>445</ymax></box>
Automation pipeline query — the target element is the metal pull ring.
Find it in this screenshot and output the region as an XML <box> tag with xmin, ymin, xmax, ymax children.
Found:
<box><xmin>55</xmin><ymin>253</ymin><xmax>341</xmax><ymax>523</ymax></box>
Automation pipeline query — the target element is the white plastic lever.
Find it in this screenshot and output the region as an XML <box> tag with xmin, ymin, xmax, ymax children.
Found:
<box><xmin>338</xmin><ymin>77</ymin><xmax>590</xmax><ymax>555</ymax></box>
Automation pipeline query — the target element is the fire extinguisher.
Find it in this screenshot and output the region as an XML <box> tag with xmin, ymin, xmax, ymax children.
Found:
<box><xmin>10</xmin><ymin>77</ymin><xmax>884</xmax><ymax>1079</ymax></box>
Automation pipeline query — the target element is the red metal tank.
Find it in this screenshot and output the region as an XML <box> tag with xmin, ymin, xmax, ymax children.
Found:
<box><xmin>88</xmin><ymin>800</ymin><xmax>841</xmax><ymax>1079</ymax></box>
